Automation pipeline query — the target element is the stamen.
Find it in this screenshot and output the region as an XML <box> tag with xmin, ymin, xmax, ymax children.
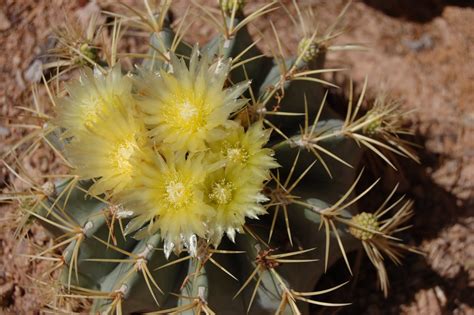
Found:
<box><xmin>165</xmin><ymin>181</ymin><xmax>186</xmax><ymax>204</ymax></box>
<box><xmin>179</xmin><ymin>101</ymin><xmax>198</xmax><ymax>121</ymax></box>
<box><xmin>209</xmin><ymin>179</ymin><xmax>234</xmax><ymax>205</ymax></box>
<box><xmin>224</xmin><ymin>143</ymin><xmax>249</xmax><ymax>164</ymax></box>
<box><xmin>112</xmin><ymin>140</ymin><xmax>135</xmax><ymax>174</ymax></box>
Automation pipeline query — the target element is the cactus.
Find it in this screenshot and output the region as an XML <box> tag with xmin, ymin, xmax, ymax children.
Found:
<box><xmin>1</xmin><ymin>1</ymin><xmax>421</xmax><ymax>314</ymax></box>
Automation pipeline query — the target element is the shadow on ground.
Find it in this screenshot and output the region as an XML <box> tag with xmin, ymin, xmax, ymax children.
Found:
<box><xmin>362</xmin><ymin>0</ymin><xmax>474</xmax><ymax>22</ymax></box>
<box><xmin>305</xmin><ymin>83</ymin><xmax>473</xmax><ymax>314</ymax></box>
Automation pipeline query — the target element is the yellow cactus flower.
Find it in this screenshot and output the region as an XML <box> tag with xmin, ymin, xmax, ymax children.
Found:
<box><xmin>211</xmin><ymin>122</ymin><xmax>279</xmax><ymax>181</ymax></box>
<box><xmin>56</xmin><ymin>66</ymin><xmax>133</xmax><ymax>139</ymax></box>
<box><xmin>122</xmin><ymin>152</ymin><xmax>218</xmax><ymax>257</ymax></box>
<box><xmin>205</xmin><ymin>166</ymin><xmax>268</xmax><ymax>246</ymax></box>
<box><xmin>135</xmin><ymin>48</ymin><xmax>250</xmax><ymax>152</ymax></box>
<box><xmin>66</xmin><ymin>106</ymin><xmax>149</xmax><ymax>197</ymax></box>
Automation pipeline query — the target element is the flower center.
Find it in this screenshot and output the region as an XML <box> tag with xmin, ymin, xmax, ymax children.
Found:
<box><xmin>167</xmin><ymin>98</ymin><xmax>207</xmax><ymax>132</ymax></box>
<box><xmin>165</xmin><ymin>180</ymin><xmax>188</xmax><ymax>206</ymax></box>
<box><xmin>178</xmin><ymin>101</ymin><xmax>199</xmax><ymax>121</ymax></box>
<box><xmin>209</xmin><ymin>179</ymin><xmax>234</xmax><ymax>205</ymax></box>
<box><xmin>82</xmin><ymin>94</ymin><xmax>123</xmax><ymax>129</ymax></box>
<box><xmin>224</xmin><ymin>143</ymin><xmax>249</xmax><ymax>164</ymax></box>
<box><xmin>112</xmin><ymin>140</ymin><xmax>135</xmax><ymax>174</ymax></box>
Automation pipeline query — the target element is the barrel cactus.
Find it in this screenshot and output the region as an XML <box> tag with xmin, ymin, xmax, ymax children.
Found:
<box><xmin>2</xmin><ymin>1</ymin><xmax>420</xmax><ymax>314</ymax></box>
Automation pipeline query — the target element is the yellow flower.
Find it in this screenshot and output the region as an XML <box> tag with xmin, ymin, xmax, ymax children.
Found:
<box><xmin>205</xmin><ymin>166</ymin><xmax>268</xmax><ymax>246</ymax></box>
<box><xmin>56</xmin><ymin>66</ymin><xmax>133</xmax><ymax>139</ymax></box>
<box><xmin>66</xmin><ymin>106</ymin><xmax>149</xmax><ymax>197</ymax></box>
<box><xmin>211</xmin><ymin>122</ymin><xmax>279</xmax><ymax>181</ymax></box>
<box><xmin>122</xmin><ymin>152</ymin><xmax>217</xmax><ymax>257</ymax></box>
<box><xmin>135</xmin><ymin>47</ymin><xmax>250</xmax><ymax>152</ymax></box>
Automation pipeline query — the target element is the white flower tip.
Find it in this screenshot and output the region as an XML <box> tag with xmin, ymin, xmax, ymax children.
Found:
<box><xmin>93</xmin><ymin>67</ymin><xmax>102</xmax><ymax>77</ymax></box>
<box><xmin>117</xmin><ymin>209</ymin><xmax>134</xmax><ymax>219</ymax></box>
<box><xmin>186</xmin><ymin>234</ymin><xmax>198</xmax><ymax>257</ymax></box>
<box><xmin>164</xmin><ymin>239</ymin><xmax>175</xmax><ymax>259</ymax></box>
<box><xmin>226</xmin><ymin>228</ymin><xmax>236</xmax><ymax>243</ymax></box>
<box><xmin>256</xmin><ymin>193</ymin><xmax>270</xmax><ymax>203</ymax></box>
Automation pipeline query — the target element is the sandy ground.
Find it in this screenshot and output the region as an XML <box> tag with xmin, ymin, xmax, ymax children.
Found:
<box><xmin>0</xmin><ymin>0</ymin><xmax>473</xmax><ymax>314</ymax></box>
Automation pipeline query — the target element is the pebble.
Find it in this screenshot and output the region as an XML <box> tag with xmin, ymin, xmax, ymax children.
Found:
<box><xmin>402</xmin><ymin>34</ymin><xmax>434</xmax><ymax>52</ymax></box>
<box><xmin>75</xmin><ymin>1</ymin><xmax>101</xmax><ymax>27</ymax></box>
<box><xmin>24</xmin><ymin>59</ymin><xmax>43</xmax><ymax>83</ymax></box>
<box><xmin>0</xmin><ymin>10</ymin><xmax>11</xmax><ymax>31</ymax></box>
<box><xmin>434</xmin><ymin>286</ymin><xmax>447</xmax><ymax>306</ymax></box>
<box><xmin>0</xmin><ymin>125</ymin><xmax>10</xmax><ymax>137</ymax></box>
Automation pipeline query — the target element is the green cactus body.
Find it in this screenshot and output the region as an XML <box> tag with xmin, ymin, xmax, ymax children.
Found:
<box><xmin>5</xmin><ymin>1</ymin><xmax>419</xmax><ymax>314</ymax></box>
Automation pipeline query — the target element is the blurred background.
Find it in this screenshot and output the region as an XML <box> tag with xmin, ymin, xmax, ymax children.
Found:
<box><xmin>0</xmin><ymin>0</ymin><xmax>473</xmax><ymax>314</ymax></box>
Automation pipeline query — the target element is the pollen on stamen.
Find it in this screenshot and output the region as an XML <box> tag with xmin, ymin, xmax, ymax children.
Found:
<box><xmin>111</xmin><ymin>140</ymin><xmax>136</xmax><ymax>175</ymax></box>
<box><xmin>165</xmin><ymin>180</ymin><xmax>187</xmax><ymax>206</ymax></box>
<box><xmin>224</xmin><ymin>144</ymin><xmax>249</xmax><ymax>164</ymax></box>
<box><xmin>167</xmin><ymin>99</ymin><xmax>207</xmax><ymax>133</ymax></box>
<box><xmin>81</xmin><ymin>97</ymin><xmax>110</xmax><ymax>129</ymax></box>
<box><xmin>178</xmin><ymin>101</ymin><xmax>199</xmax><ymax>121</ymax></box>
<box><xmin>209</xmin><ymin>179</ymin><xmax>234</xmax><ymax>205</ymax></box>
<box><xmin>83</xmin><ymin>107</ymin><xmax>100</xmax><ymax>128</ymax></box>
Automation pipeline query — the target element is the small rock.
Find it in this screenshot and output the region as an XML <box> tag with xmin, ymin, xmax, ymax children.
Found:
<box><xmin>402</xmin><ymin>34</ymin><xmax>434</xmax><ymax>52</ymax></box>
<box><xmin>434</xmin><ymin>286</ymin><xmax>447</xmax><ymax>307</ymax></box>
<box><xmin>12</xmin><ymin>55</ymin><xmax>21</xmax><ymax>67</ymax></box>
<box><xmin>31</xmin><ymin>225</ymin><xmax>49</xmax><ymax>245</ymax></box>
<box><xmin>0</xmin><ymin>125</ymin><xmax>10</xmax><ymax>137</ymax></box>
<box><xmin>0</xmin><ymin>10</ymin><xmax>11</xmax><ymax>31</ymax></box>
<box><xmin>75</xmin><ymin>1</ymin><xmax>101</xmax><ymax>27</ymax></box>
<box><xmin>24</xmin><ymin>59</ymin><xmax>43</xmax><ymax>83</ymax></box>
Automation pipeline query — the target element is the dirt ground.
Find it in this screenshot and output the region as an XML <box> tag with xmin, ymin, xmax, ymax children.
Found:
<box><xmin>0</xmin><ymin>0</ymin><xmax>473</xmax><ymax>314</ymax></box>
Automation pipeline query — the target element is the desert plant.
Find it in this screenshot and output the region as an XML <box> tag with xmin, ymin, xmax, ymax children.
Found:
<box><xmin>1</xmin><ymin>1</ymin><xmax>421</xmax><ymax>314</ymax></box>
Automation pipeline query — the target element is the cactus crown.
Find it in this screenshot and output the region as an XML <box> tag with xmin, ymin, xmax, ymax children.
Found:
<box><xmin>349</xmin><ymin>212</ymin><xmax>380</xmax><ymax>240</ymax></box>
<box><xmin>297</xmin><ymin>37</ymin><xmax>321</xmax><ymax>62</ymax></box>
<box><xmin>1</xmin><ymin>1</ymin><xmax>421</xmax><ymax>313</ymax></box>
<box><xmin>219</xmin><ymin>0</ymin><xmax>246</xmax><ymax>13</ymax></box>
